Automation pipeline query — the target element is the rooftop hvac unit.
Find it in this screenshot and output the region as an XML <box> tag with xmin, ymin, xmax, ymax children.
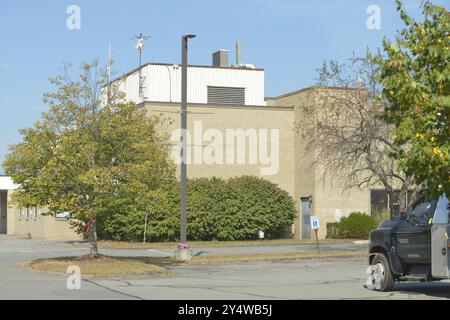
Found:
<box><xmin>212</xmin><ymin>50</ymin><xmax>230</xmax><ymax>67</ymax></box>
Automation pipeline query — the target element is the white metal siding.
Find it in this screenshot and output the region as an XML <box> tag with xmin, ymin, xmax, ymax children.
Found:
<box><xmin>0</xmin><ymin>177</ymin><xmax>19</xmax><ymax>190</ymax></box>
<box><xmin>118</xmin><ymin>64</ymin><xmax>266</xmax><ymax>106</ymax></box>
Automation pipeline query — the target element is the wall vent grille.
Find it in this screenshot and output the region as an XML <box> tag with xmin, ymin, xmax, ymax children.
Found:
<box><xmin>207</xmin><ymin>86</ymin><xmax>245</xmax><ymax>105</ymax></box>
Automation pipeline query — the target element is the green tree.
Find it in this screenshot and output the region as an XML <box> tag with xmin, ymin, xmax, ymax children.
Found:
<box><xmin>378</xmin><ymin>0</ymin><xmax>449</xmax><ymax>198</ymax></box>
<box><xmin>3</xmin><ymin>61</ymin><xmax>175</xmax><ymax>254</ymax></box>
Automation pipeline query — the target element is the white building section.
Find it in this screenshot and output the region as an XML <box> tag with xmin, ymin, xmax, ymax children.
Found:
<box><xmin>0</xmin><ymin>176</ymin><xmax>19</xmax><ymax>190</ymax></box>
<box><xmin>118</xmin><ymin>63</ymin><xmax>266</xmax><ymax>106</ymax></box>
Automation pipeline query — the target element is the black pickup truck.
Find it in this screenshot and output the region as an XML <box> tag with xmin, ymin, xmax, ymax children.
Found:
<box><xmin>368</xmin><ymin>194</ymin><xmax>450</xmax><ymax>291</ymax></box>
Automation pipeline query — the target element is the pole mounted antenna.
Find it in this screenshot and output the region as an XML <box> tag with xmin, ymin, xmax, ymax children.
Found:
<box><xmin>236</xmin><ymin>41</ymin><xmax>241</xmax><ymax>66</ymax></box>
<box><xmin>131</xmin><ymin>33</ymin><xmax>150</xmax><ymax>67</ymax></box>
<box><xmin>131</xmin><ymin>33</ymin><xmax>150</xmax><ymax>99</ymax></box>
<box><xmin>106</xmin><ymin>42</ymin><xmax>112</xmax><ymax>104</ymax></box>
<box><xmin>108</xmin><ymin>42</ymin><xmax>112</xmax><ymax>83</ymax></box>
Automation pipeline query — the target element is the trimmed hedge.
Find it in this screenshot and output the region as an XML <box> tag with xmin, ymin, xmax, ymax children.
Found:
<box><xmin>326</xmin><ymin>212</ymin><xmax>378</xmax><ymax>239</ymax></box>
<box><xmin>98</xmin><ymin>176</ymin><xmax>296</xmax><ymax>241</ymax></box>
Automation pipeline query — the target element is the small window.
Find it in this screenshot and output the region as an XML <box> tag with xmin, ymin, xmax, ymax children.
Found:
<box><xmin>370</xmin><ymin>189</ymin><xmax>415</xmax><ymax>216</ymax></box>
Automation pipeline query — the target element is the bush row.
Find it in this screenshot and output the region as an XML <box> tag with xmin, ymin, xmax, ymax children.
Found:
<box><xmin>97</xmin><ymin>176</ymin><xmax>296</xmax><ymax>242</ymax></box>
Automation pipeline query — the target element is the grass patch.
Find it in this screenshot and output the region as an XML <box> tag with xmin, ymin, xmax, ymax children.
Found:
<box><xmin>187</xmin><ymin>249</ymin><xmax>367</xmax><ymax>264</ymax></box>
<box><xmin>29</xmin><ymin>254</ymin><xmax>175</xmax><ymax>277</ymax></box>
<box><xmin>72</xmin><ymin>238</ymin><xmax>360</xmax><ymax>250</ymax></box>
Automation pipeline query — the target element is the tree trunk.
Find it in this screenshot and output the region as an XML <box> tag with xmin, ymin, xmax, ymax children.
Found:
<box><xmin>89</xmin><ymin>219</ymin><xmax>98</xmax><ymax>255</ymax></box>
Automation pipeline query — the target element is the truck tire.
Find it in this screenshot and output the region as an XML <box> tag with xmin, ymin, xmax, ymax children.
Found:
<box><xmin>370</xmin><ymin>253</ymin><xmax>395</xmax><ymax>292</ymax></box>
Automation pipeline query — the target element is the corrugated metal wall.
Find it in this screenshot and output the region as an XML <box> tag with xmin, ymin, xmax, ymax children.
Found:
<box><xmin>119</xmin><ymin>64</ymin><xmax>266</xmax><ymax>106</ymax></box>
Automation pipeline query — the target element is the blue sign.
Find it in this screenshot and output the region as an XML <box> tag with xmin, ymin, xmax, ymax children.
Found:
<box><xmin>310</xmin><ymin>216</ymin><xmax>320</xmax><ymax>230</ymax></box>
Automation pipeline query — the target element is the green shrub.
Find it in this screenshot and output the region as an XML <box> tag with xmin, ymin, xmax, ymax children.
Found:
<box><xmin>326</xmin><ymin>212</ymin><xmax>378</xmax><ymax>239</ymax></box>
<box><xmin>212</xmin><ymin>176</ymin><xmax>296</xmax><ymax>240</ymax></box>
<box><xmin>325</xmin><ymin>222</ymin><xmax>340</xmax><ymax>239</ymax></box>
<box><xmin>98</xmin><ymin>176</ymin><xmax>296</xmax><ymax>242</ymax></box>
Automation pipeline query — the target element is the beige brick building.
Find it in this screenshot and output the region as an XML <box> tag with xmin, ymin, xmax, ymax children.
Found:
<box><xmin>1</xmin><ymin>52</ymin><xmax>379</xmax><ymax>240</ymax></box>
<box><xmin>0</xmin><ymin>177</ymin><xmax>79</xmax><ymax>240</ymax></box>
<box><xmin>139</xmin><ymin>86</ymin><xmax>371</xmax><ymax>240</ymax></box>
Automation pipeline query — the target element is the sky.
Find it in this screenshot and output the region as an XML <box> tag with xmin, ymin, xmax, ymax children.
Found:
<box><xmin>0</xmin><ymin>0</ymin><xmax>448</xmax><ymax>173</ymax></box>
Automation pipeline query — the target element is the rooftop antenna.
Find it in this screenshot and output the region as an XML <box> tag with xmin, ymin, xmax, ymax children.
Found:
<box><xmin>106</xmin><ymin>42</ymin><xmax>112</xmax><ymax>104</ymax></box>
<box><xmin>131</xmin><ymin>33</ymin><xmax>150</xmax><ymax>99</ymax></box>
<box><xmin>131</xmin><ymin>33</ymin><xmax>150</xmax><ymax>68</ymax></box>
<box><xmin>107</xmin><ymin>42</ymin><xmax>112</xmax><ymax>83</ymax></box>
<box><xmin>235</xmin><ymin>41</ymin><xmax>241</xmax><ymax>66</ymax></box>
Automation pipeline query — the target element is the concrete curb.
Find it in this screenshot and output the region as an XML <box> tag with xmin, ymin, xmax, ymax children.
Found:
<box><xmin>352</xmin><ymin>240</ymin><xmax>369</xmax><ymax>245</ymax></box>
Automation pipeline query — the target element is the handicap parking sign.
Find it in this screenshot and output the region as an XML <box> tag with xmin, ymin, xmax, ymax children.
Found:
<box><xmin>310</xmin><ymin>216</ymin><xmax>320</xmax><ymax>230</ymax></box>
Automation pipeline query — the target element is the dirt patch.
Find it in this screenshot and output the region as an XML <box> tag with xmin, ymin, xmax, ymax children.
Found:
<box><xmin>29</xmin><ymin>256</ymin><xmax>175</xmax><ymax>278</ymax></box>
<box><xmin>74</xmin><ymin>254</ymin><xmax>110</xmax><ymax>261</ymax></box>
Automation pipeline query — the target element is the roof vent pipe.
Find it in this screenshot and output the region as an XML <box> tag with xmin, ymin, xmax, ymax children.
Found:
<box><xmin>236</xmin><ymin>41</ymin><xmax>241</xmax><ymax>66</ymax></box>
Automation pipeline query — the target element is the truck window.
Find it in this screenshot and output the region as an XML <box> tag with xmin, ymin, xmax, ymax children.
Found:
<box><xmin>433</xmin><ymin>194</ymin><xmax>449</xmax><ymax>224</ymax></box>
<box><xmin>408</xmin><ymin>197</ymin><xmax>435</xmax><ymax>225</ymax></box>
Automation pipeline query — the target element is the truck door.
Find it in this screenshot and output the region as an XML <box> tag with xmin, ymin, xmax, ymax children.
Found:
<box><xmin>395</xmin><ymin>196</ymin><xmax>435</xmax><ymax>264</ymax></box>
<box><xmin>431</xmin><ymin>194</ymin><xmax>450</xmax><ymax>279</ymax></box>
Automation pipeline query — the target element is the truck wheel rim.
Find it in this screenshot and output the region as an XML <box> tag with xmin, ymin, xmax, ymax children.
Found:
<box><xmin>375</xmin><ymin>262</ymin><xmax>385</xmax><ymax>286</ymax></box>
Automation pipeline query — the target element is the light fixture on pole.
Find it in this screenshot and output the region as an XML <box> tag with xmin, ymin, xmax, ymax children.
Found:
<box><xmin>176</xmin><ymin>33</ymin><xmax>196</xmax><ymax>261</ymax></box>
<box><xmin>131</xmin><ymin>33</ymin><xmax>150</xmax><ymax>68</ymax></box>
<box><xmin>131</xmin><ymin>33</ymin><xmax>150</xmax><ymax>99</ymax></box>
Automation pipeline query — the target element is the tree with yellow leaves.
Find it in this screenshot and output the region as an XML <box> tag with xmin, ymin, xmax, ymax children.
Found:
<box><xmin>378</xmin><ymin>0</ymin><xmax>449</xmax><ymax>198</ymax></box>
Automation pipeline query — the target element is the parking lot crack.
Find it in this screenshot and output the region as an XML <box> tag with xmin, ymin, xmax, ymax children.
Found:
<box><xmin>83</xmin><ymin>279</ymin><xmax>145</xmax><ymax>300</ymax></box>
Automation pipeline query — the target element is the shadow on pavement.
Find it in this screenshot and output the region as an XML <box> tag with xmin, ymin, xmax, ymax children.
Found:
<box><xmin>394</xmin><ymin>281</ymin><xmax>450</xmax><ymax>299</ymax></box>
<box><xmin>193</xmin><ymin>251</ymin><xmax>209</xmax><ymax>256</ymax></box>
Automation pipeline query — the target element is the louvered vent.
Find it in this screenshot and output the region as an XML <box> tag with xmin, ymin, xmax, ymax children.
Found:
<box><xmin>207</xmin><ymin>86</ymin><xmax>245</xmax><ymax>105</ymax></box>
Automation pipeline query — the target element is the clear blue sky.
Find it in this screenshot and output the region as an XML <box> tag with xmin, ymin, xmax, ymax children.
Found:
<box><xmin>0</xmin><ymin>0</ymin><xmax>448</xmax><ymax>173</ymax></box>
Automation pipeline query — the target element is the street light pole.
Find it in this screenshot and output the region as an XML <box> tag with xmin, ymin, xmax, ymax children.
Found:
<box><xmin>178</xmin><ymin>34</ymin><xmax>196</xmax><ymax>259</ymax></box>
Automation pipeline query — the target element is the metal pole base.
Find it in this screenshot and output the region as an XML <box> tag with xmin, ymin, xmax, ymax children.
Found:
<box><xmin>175</xmin><ymin>247</ymin><xmax>192</xmax><ymax>261</ymax></box>
<box><xmin>314</xmin><ymin>229</ymin><xmax>320</xmax><ymax>257</ymax></box>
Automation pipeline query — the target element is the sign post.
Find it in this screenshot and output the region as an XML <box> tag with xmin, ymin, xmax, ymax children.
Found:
<box><xmin>310</xmin><ymin>216</ymin><xmax>320</xmax><ymax>256</ymax></box>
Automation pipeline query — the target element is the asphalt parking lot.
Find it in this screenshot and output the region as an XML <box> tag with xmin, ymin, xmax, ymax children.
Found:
<box><xmin>1</xmin><ymin>236</ymin><xmax>449</xmax><ymax>300</ymax></box>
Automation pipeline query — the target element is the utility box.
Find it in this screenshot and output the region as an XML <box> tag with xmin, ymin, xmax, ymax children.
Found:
<box><xmin>212</xmin><ymin>50</ymin><xmax>230</xmax><ymax>67</ymax></box>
